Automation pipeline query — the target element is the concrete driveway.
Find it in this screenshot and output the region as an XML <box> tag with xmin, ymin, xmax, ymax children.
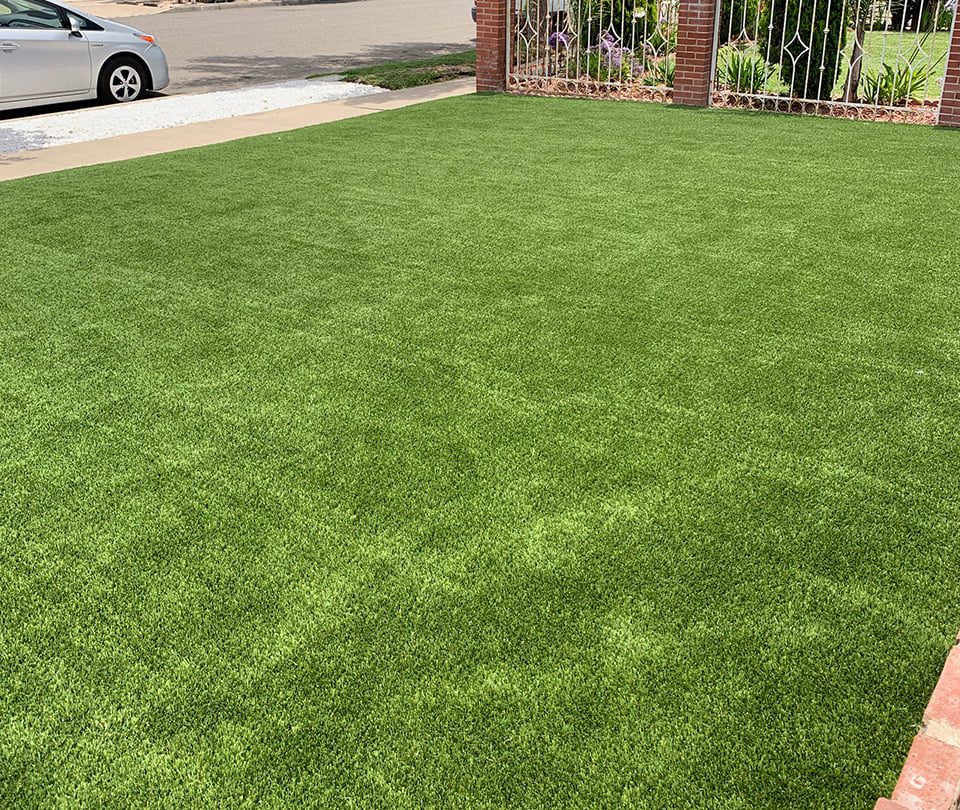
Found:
<box><xmin>124</xmin><ymin>0</ymin><xmax>476</xmax><ymax>94</ymax></box>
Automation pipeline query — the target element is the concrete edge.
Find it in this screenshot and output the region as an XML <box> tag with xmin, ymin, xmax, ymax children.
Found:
<box><xmin>876</xmin><ymin>631</ymin><xmax>960</xmax><ymax>810</ymax></box>
<box><xmin>0</xmin><ymin>78</ymin><xmax>474</xmax><ymax>183</ymax></box>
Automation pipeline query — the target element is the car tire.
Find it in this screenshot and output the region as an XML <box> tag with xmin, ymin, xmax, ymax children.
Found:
<box><xmin>98</xmin><ymin>58</ymin><xmax>148</xmax><ymax>104</ymax></box>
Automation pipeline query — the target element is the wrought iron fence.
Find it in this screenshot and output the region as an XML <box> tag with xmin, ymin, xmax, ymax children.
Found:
<box><xmin>508</xmin><ymin>0</ymin><xmax>680</xmax><ymax>100</ymax></box>
<box><xmin>713</xmin><ymin>0</ymin><xmax>958</xmax><ymax>122</ymax></box>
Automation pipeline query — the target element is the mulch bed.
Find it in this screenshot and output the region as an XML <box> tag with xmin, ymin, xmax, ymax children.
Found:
<box><xmin>506</xmin><ymin>76</ymin><xmax>940</xmax><ymax>124</ymax></box>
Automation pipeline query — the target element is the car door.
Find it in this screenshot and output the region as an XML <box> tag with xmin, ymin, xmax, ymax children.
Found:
<box><xmin>0</xmin><ymin>0</ymin><xmax>91</xmax><ymax>102</ymax></box>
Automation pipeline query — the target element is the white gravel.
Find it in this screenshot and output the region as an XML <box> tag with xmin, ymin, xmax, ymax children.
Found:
<box><xmin>0</xmin><ymin>79</ymin><xmax>387</xmax><ymax>155</ymax></box>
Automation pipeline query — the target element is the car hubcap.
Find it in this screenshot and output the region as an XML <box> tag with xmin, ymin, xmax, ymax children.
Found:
<box><xmin>110</xmin><ymin>67</ymin><xmax>141</xmax><ymax>101</ymax></box>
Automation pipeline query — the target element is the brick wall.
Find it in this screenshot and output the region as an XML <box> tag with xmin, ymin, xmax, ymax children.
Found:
<box><xmin>476</xmin><ymin>0</ymin><xmax>508</xmax><ymax>93</ymax></box>
<box><xmin>939</xmin><ymin>12</ymin><xmax>960</xmax><ymax>127</ymax></box>
<box><xmin>673</xmin><ymin>0</ymin><xmax>718</xmax><ymax>106</ymax></box>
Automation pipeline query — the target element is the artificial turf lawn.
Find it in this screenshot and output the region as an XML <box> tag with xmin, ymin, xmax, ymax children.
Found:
<box><xmin>2</xmin><ymin>96</ymin><xmax>960</xmax><ymax>808</ymax></box>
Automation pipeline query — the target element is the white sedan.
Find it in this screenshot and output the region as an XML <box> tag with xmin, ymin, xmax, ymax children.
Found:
<box><xmin>0</xmin><ymin>0</ymin><xmax>169</xmax><ymax>112</ymax></box>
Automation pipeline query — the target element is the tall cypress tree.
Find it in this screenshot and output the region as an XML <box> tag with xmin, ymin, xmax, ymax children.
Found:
<box><xmin>718</xmin><ymin>0</ymin><xmax>761</xmax><ymax>46</ymax></box>
<box><xmin>760</xmin><ymin>0</ymin><xmax>848</xmax><ymax>100</ymax></box>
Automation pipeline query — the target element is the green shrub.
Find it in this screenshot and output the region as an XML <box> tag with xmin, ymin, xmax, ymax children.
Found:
<box><xmin>643</xmin><ymin>58</ymin><xmax>676</xmax><ymax>87</ymax></box>
<box><xmin>570</xmin><ymin>0</ymin><xmax>660</xmax><ymax>49</ymax></box>
<box><xmin>759</xmin><ymin>0</ymin><xmax>847</xmax><ymax>100</ymax></box>
<box><xmin>717</xmin><ymin>0</ymin><xmax>761</xmax><ymax>47</ymax></box>
<box><xmin>583</xmin><ymin>49</ymin><xmax>634</xmax><ymax>82</ymax></box>
<box><xmin>860</xmin><ymin>62</ymin><xmax>932</xmax><ymax>105</ymax></box>
<box><xmin>718</xmin><ymin>47</ymin><xmax>773</xmax><ymax>93</ymax></box>
<box><xmin>936</xmin><ymin>4</ymin><xmax>956</xmax><ymax>30</ymax></box>
<box><xmin>858</xmin><ymin>34</ymin><xmax>944</xmax><ymax>105</ymax></box>
<box><xmin>888</xmin><ymin>0</ymin><xmax>953</xmax><ymax>32</ymax></box>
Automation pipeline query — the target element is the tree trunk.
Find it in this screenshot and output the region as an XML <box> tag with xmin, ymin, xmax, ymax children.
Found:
<box><xmin>537</xmin><ymin>0</ymin><xmax>549</xmax><ymax>40</ymax></box>
<box><xmin>844</xmin><ymin>1</ymin><xmax>866</xmax><ymax>103</ymax></box>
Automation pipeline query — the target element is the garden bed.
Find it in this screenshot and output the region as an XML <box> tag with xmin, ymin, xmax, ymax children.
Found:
<box><xmin>712</xmin><ymin>92</ymin><xmax>940</xmax><ymax>124</ymax></box>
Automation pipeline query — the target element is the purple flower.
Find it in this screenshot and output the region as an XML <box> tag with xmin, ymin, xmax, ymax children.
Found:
<box><xmin>589</xmin><ymin>32</ymin><xmax>632</xmax><ymax>68</ymax></box>
<box><xmin>599</xmin><ymin>33</ymin><xmax>618</xmax><ymax>54</ymax></box>
<box><xmin>548</xmin><ymin>31</ymin><xmax>571</xmax><ymax>49</ymax></box>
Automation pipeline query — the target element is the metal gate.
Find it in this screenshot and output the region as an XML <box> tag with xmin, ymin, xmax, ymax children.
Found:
<box><xmin>508</xmin><ymin>0</ymin><xmax>681</xmax><ymax>100</ymax></box>
<box><xmin>712</xmin><ymin>0</ymin><xmax>958</xmax><ymax>122</ymax></box>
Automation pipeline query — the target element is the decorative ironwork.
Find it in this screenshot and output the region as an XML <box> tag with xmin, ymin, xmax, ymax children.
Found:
<box><xmin>713</xmin><ymin>0</ymin><xmax>957</xmax><ymax>122</ymax></box>
<box><xmin>508</xmin><ymin>0</ymin><xmax>680</xmax><ymax>101</ymax></box>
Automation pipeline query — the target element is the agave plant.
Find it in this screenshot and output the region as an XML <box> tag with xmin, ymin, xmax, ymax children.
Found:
<box><xmin>718</xmin><ymin>48</ymin><xmax>773</xmax><ymax>94</ymax></box>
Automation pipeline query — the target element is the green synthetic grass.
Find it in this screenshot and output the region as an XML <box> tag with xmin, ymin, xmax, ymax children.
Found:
<box><xmin>318</xmin><ymin>50</ymin><xmax>476</xmax><ymax>89</ymax></box>
<box><xmin>2</xmin><ymin>96</ymin><xmax>960</xmax><ymax>808</ymax></box>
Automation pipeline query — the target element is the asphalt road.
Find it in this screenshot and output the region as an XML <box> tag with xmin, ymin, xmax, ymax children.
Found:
<box><xmin>129</xmin><ymin>0</ymin><xmax>477</xmax><ymax>94</ymax></box>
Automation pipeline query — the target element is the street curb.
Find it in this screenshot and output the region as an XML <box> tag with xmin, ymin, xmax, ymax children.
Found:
<box><xmin>876</xmin><ymin>631</ymin><xmax>960</xmax><ymax>810</ymax></box>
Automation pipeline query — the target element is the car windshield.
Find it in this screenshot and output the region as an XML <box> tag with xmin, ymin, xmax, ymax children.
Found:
<box><xmin>0</xmin><ymin>0</ymin><xmax>65</xmax><ymax>29</ymax></box>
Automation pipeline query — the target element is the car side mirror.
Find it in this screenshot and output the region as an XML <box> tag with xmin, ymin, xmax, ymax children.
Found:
<box><xmin>68</xmin><ymin>16</ymin><xmax>82</xmax><ymax>37</ymax></box>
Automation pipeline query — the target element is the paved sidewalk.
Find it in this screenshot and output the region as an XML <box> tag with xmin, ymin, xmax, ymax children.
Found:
<box><xmin>0</xmin><ymin>79</ymin><xmax>385</xmax><ymax>154</ymax></box>
<box><xmin>69</xmin><ymin>0</ymin><xmax>172</xmax><ymax>18</ymax></box>
<box><xmin>66</xmin><ymin>0</ymin><xmax>352</xmax><ymax>20</ymax></box>
<box><xmin>0</xmin><ymin>79</ymin><xmax>474</xmax><ymax>182</ymax></box>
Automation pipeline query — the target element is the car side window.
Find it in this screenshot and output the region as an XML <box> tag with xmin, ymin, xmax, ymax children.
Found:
<box><xmin>0</xmin><ymin>0</ymin><xmax>66</xmax><ymax>29</ymax></box>
<box><xmin>67</xmin><ymin>11</ymin><xmax>102</xmax><ymax>30</ymax></box>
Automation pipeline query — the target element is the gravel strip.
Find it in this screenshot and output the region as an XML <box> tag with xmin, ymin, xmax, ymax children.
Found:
<box><xmin>0</xmin><ymin>79</ymin><xmax>387</xmax><ymax>155</ymax></box>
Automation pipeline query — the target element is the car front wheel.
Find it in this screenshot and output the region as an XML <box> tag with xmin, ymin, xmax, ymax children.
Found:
<box><xmin>99</xmin><ymin>59</ymin><xmax>148</xmax><ymax>104</ymax></box>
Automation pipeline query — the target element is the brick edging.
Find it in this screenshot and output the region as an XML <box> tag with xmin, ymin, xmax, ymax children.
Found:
<box><xmin>876</xmin><ymin>631</ymin><xmax>960</xmax><ymax>810</ymax></box>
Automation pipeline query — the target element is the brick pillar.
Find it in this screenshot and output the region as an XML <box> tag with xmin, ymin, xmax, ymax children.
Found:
<box><xmin>673</xmin><ymin>0</ymin><xmax>719</xmax><ymax>107</ymax></box>
<box><xmin>476</xmin><ymin>0</ymin><xmax>508</xmax><ymax>93</ymax></box>
<box><xmin>939</xmin><ymin>9</ymin><xmax>960</xmax><ymax>127</ymax></box>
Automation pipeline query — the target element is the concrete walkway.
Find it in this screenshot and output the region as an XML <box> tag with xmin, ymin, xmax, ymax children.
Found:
<box><xmin>0</xmin><ymin>79</ymin><xmax>386</xmax><ymax>154</ymax></box>
<box><xmin>69</xmin><ymin>0</ymin><xmax>172</xmax><ymax>18</ymax></box>
<box><xmin>0</xmin><ymin>78</ymin><xmax>474</xmax><ymax>182</ymax></box>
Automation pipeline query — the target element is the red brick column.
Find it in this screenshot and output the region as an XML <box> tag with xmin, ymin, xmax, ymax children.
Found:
<box><xmin>673</xmin><ymin>0</ymin><xmax>719</xmax><ymax>107</ymax></box>
<box><xmin>476</xmin><ymin>0</ymin><xmax>508</xmax><ymax>93</ymax></box>
<box><xmin>939</xmin><ymin>10</ymin><xmax>960</xmax><ymax>127</ymax></box>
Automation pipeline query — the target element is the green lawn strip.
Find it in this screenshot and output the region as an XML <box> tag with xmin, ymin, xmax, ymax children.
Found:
<box><xmin>313</xmin><ymin>50</ymin><xmax>476</xmax><ymax>90</ymax></box>
<box><xmin>1</xmin><ymin>96</ymin><xmax>959</xmax><ymax>808</ymax></box>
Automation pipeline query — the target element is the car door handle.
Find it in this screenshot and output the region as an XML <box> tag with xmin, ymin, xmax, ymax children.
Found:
<box><xmin>0</xmin><ymin>42</ymin><xmax>20</xmax><ymax>52</ymax></box>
